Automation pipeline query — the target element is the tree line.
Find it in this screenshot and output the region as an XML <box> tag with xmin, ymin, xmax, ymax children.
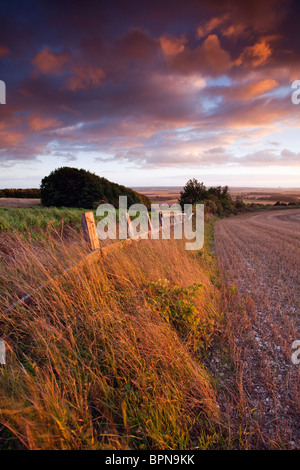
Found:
<box><xmin>0</xmin><ymin>188</ymin><xmax>41</xmax><ymax>198</ymax></box>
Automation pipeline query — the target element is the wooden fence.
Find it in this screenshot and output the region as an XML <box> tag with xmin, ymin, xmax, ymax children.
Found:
<box><xmin>2</xmin><ymin>210</ymin><xmax>187</xmax><ymax>316</ymax></box>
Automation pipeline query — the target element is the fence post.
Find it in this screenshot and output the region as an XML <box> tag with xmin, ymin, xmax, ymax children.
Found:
<box><xmin>158</xmin><ymin>212</ymin><xmax>163</xmax><ymax>228</ymax></box>
<box><xmin>126</xmin><ymin>212</ymin><xmax>135</xmax><ymax>239</ymax></box>
<box><xmin>81</xmin><ymin>212</ymin><xmax>100</xmax><ymax>251</ymax></box>
<box><xmin>147</xmin><ymin>212</ymin><xmax>153</xmax><ymax>234</ymax></box>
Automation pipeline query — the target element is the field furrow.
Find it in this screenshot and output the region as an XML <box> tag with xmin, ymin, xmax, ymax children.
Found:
<box><xmin>214</xmin><ymin>209</ymin><xmax>300</xmax><ymax>448</ymax></box>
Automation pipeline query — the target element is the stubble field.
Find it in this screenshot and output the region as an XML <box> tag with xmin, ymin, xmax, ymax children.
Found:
<box><xmin>214</xmin><ymin>209</ymin><xmax>300</xmax><ymax>447</ymax></box>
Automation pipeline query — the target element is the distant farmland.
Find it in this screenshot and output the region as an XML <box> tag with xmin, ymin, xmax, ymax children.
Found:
<box><xmin>134</xmin><ymin>186</ymin><xmax>300</xmax><ymax>206</ymax></box>
<box><xmin>1</xmin><ymin>186</ymin><xmax>300</xmax><ymax>208</ymax></box>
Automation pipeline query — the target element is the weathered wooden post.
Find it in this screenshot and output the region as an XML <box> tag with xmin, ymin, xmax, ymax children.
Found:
<box><xmin>126</xmin><ymin>212</ymin><xmax>135</xmax><ymax>239</ymax></box>
<box><xmin>81</xmin><ymin>212</ymin><xmax>100</xmax><ymax>251</ymax></box>
<box><xmin>147</xmin><ymin>212</ymin><xmax>153</xmax><ymax>235</ymax></box>
<box><xmin>159</xmin><ymin>211</ymin><xmax>163</xmax><ymax>228</ymax></box>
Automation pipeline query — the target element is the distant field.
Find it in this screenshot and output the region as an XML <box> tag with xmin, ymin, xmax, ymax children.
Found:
<box><xmin>1</xmin><ymin>187</ymin><xmax>300</xmax><ymax>208</ymax></box>
<box><xmin>135</xmin><ymin>187</ymin><xmax>300</xmax><ymax>206</ymax></box>
<box><xmin>133</xmin><ymin>187</ymin><xmax>182</xmax><ymax>205</ymax></box>
<box><xmin>229</xmin><ymin>187</ymin><xmax>300</xmax><ymax>205</ymax></box>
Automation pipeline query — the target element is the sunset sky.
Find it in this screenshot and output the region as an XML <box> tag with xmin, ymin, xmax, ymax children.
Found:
<box><xmin>0</xmin><ymin>0</ymin><xmax>300</xmax><ymax>188</ymax></box>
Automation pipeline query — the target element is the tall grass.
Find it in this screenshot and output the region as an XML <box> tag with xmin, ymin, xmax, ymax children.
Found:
<box><xmin>0</xmin><ymin>229</ymin><xmax>222</xmax><ymax>449</ymax></box>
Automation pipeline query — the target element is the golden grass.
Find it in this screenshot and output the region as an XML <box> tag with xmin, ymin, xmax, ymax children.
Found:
<box><xmin>0</xmin><ymin>230</ymin><xmax>222</xmax><ymax>450</ymax></box>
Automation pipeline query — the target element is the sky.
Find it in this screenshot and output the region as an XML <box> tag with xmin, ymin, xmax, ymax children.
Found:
<box><xmin>0</xmin><ymin>0</ymin><xmax>300</xmax><ymax>189</ymax></box>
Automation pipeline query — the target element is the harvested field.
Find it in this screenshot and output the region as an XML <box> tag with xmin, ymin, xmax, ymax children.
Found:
<box><xmin>214</xmin><ymin>209</ymin><xmax>300</xmax><ymax>448</ymax></box>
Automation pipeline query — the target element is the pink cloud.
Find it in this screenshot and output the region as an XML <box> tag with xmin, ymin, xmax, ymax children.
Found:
<box><xmin>225</xmin><ymin>79</ymin><xmax>279</xmax><ymax>100</ymax></box>
<box><xmin>28</xmin><ymin>115</ymin><xmax>63</xmax><ymax>131</ymax></box>
<box><xmin>171</xmin><ymin>34</ymin><xmax>232</xmax><ymax>75</ymax></box>
<box><xmin>196</xmin><ymin>15</ymin><xmax>229</xmax><ymax>38</ymax></box>
<box><xmin>32</xmin><ymin>47</ymin><xmax>69</xmax><ymax>75</ymax></box>
<box><xmin>65</xmin><ymin>66</ymin><xmax>106</xmax><ymax>91</ymax></box>
<box><xmin>159</xmin><ymin>35</ymin><xmax>186</xmax><ymax>57</ymax></box>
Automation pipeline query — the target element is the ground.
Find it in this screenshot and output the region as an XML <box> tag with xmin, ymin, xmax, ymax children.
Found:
<box><xmin>135</xmin><ymin>187</ymin><xmax>300</xmax><ymax>206</ymax></box>
<box><xmin>213</xmin><ymin>209</ymin><xmax>300</xmax><ymax>448</ymax></box>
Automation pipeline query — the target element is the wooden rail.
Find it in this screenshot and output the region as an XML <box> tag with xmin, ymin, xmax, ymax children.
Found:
<box><xmin>2</xmin><ymin>210</ymin><xmax>187</xmax><ymax>315</ymax></box>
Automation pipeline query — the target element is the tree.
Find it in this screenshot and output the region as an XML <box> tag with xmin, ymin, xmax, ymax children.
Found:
<box><xmin>178</xmin><ymin>179</ymin><xmax>207</xmax><ymax>206</ymax></box>
<box><xmin>40</xmin><ymin>167</ymin><xmax>151</xmax><ymax>209</ymax></box>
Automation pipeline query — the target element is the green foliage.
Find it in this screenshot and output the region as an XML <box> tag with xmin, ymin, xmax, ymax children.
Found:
<box><xmin>235</xmin><ymin>197</ymin><xmax>246</xmax><ymax>210</ymax></box>
<box><xmin>40</xmin><ymin>167</ymin><xmax>151</xmax><ymax>209</ymax></box>
<box><xmin>179</xmin><ymin>179</ymin><xmax>207</xmax><ymax>205</ymax></box>
<box><xmin>179</xmin><ymin>179</ymin><xmax>236</xmax><ymax>216</ymax></box>
<box><xmin>148</xmin><ymin>279</ymin><xmax>215</xmax><ymax>351</ymax></box>
<box><xmin>0</xmin><ymin>207</ymin><xmax>84</xmax><ymax>237</ymax></box>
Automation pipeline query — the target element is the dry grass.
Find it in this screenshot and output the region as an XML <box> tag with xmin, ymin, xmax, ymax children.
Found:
<box><xmin>213</xmin><ymin>209</ymin><xmax>300</xmax><ymax>449</ymax></box>
<box><xmin>0</xmin><ymin>228</ymin><xmax>222</xmax><ymax>450</ymax></box>
<box><xmin>3</xmin><ymin>206</ymin><xmax>297</xmax><ymax>449</ymax></box>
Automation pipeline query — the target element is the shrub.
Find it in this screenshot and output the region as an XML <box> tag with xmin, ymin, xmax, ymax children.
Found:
<box><xmin>235</xmin><ymin>197</ymin><xmax>246</xmax><ymax>210</ymax></box>
<box><xmin>147</xmin><ymin>279</ymin><xmax>215</xmax><ymax>352</ymax></box>
<box><xmin>179</xmin><ymin>179</ymin><xmax>236</xmax><ymax>216</ymax></box>
<box><xmin>179</xmin><ymin>179</ymin><xmax>207</xmax><ymax>205</ymax></box>
<box><xmin>40</xmin><ymin>167</ymin><xmax>151</xmax><ymax>209</ymax></box>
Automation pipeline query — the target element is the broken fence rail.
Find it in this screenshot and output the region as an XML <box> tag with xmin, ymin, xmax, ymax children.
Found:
<box><xmin>2</xmin><ymin>210</ymin><xmax>189</xmax><ymax>316</ymax></box>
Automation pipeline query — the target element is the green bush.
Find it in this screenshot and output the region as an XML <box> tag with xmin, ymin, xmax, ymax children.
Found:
<box><xmin>179</xmin><ymin>179</ymin><xmax>236</xmax><ymax>216</ymax></box>
<box><xmin>179</xmin><ymin>179</ymin><xmax>207</xmax><ymax>205</ymax></box>
<box><xmin>147</xmin><ymin>279</ymin><xmax>215</xmax><ymax>352</ymax></box>
<box><xmin>40</xmin><ymin>167</ymin><xmax>151</xmax><ymax>209</ymax></box>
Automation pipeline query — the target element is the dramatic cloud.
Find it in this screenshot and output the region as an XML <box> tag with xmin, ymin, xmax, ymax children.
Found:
<box><xmin>0</xmin><ymin>0</ymin><xmax>299</xmax><ymax>186</ymax></box>
<box><xmin>159</xmin><ymin>35</ymin><xmax>186</xmax><ymax>57</ymax></box>
<box><xmin>196</xmin><ymin>14</ymin><xmax>229</xmax><ymax>38</ymax></box>
<box><xmin>223</xmin><ymin>79</ymin><xmax>279</xmax><ymax>100</ymax></box>
<box><xmin>28</xmin><ymin>116</ymin><xmax>63</xmax><ymax>131</ymax></box>
<box><xmin>66</xmin><ymin>66</ymin><xmax>106</xmax><ymax>91</ymax></box>
<box><xmin>236</xmin><ymin>38</ymin><xmax>273</xmax><ymax>67</ymax></box>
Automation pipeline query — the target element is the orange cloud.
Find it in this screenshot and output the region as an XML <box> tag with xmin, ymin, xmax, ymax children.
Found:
<box><xmin>220</xmin><ymin>100</ymin><xmax>291</xmax><ymax>129</ymax></box>
<box><xmin>221</xmin><ymin>23</ymin><xmax>245</xmax><ymax>38</ymax></box>
<box><xmin>227</xmin><ymin>79</ymin><xmax>279</xmax><ymax>100</ymax></box>
<box><xmin>32</xmin><ymin>47</ymin><xmax>69</xmax><ymax>74</ymax></box>
<box><xmin>196</xmin><ymin>15</ymin><xmax>229</xmax><ymax>38</ymax></box>
<box><xmin>66</xmin><ymin>66</ymin><xmax>105</xmax><ymax>90</ymax></box>
<box><xmin>236</xmin><ymin>39</ymin><xmax>272</xmax><ymax>67</ymax></box>
<box><xmin>159</xmin><ymin>35</ymin><xmax>186</xmax><ymax>57</ymax></box>
<box><xmin>242</xmin><ymin>79</ymin><xmax>279</xmax><ymax>98</ymax></box>
<box><xmin>28</xmin><ymin>116</ymin><xmax>62</xmax><ymax>131</ymax></box>
<box><xmin>0</xmin><ymin>131</ymin><xmax>24</xmax><ymax>146</ymax></box>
